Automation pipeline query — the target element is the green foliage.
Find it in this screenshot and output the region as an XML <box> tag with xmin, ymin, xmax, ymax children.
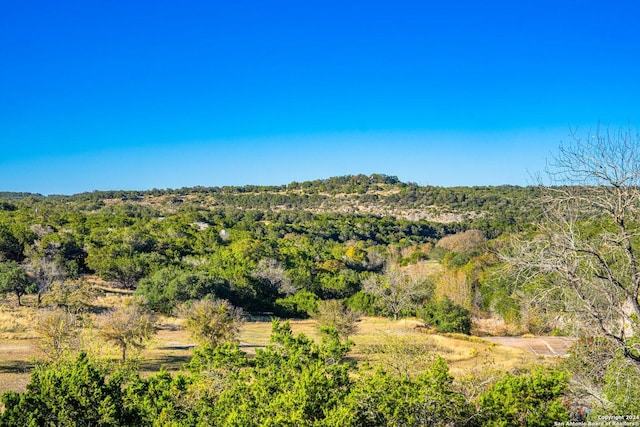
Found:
<box><xmin>338</xmin><ymin>356</ymin><xmax>475</xmax><ymax>426</ymax></box>
<box><xmin>599</xmin><ymin>357</ymin><xmax>640</xmax><ymax>416</ymax></box>
<box><xmin>478</xmin><ymin>368</ymin><xmax>569</xmax><ymax>426</ymax></box>
<box><xmin>1</xmin><ymin>178</ymin><xmax>545</xmax><ymax>321</ymax></box>
<box><xmin>344</xmin><ymin>290</ymin><xmax>381</xmax><ymax>316</ymax></box>
<box><xmin>87</xmin><ymin>251</ymin><xmax>155</xmax><ymax>289</ymax></box>
<box><xmin>444</xmin><ymin>248</ymin><xmax>484</xmax><ymax>269</ymax></box>
<box><xmin>0</xmin><ymin>260</ymin><xmax>35</xmax><ymax>305</ymax></box>
<box><xmin>35</xmin><ymin>231</ymin><xmax>89</xmax><ymax>278</ymax></box>
<box><xmin>0</xmin><ymin>225</ymin><xmax>24</xmax><ymax>262</ymax></box>
<box><xmin>398</xmin><ymin>250</ymin><xmax>429</xmax><ymax>266</ymax></box>
<box><xmin>0</xmin><ymin>177</ymin><xmax>574</xmax><ymax>425</ymax></box>
<box><xmin>136</xmin><ymin>267</ymin><xmax>229</xmax><ymax>315</ymax></box>
<box><xmin>275</xmin><ymin>290</ymin><xmax>319</xmax><ymax>318</ymax></box>
<box><xmin>123</xmin><ymin>370</ymin><xmax>195</xmax><ymax>427</ymax></box>
<box><xmin>211</xmin><ymin>320</ymin><xmax>354</xmax><ymax>426</ymax></box>
<box><xmin>317</xmin><ymin>268</ymin><xmax>361</xmax><ymax>299</ymax></box>
<box><xmin>187</xmin><ymin>342</ymin><xmax>249</xmax><ymax>374</ymax></box>
<box><xmin>0</xmin><ymin>352</ymin><xmax>136</xmax><ymax>426</ymax></box>
<box><xmin>421</xmin><ymin>296</ymin><xmax>472</xmax><ymax>334</ymax></box>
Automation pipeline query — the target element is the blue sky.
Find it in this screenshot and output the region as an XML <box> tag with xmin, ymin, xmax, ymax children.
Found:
<box><xmin>2</xmin><ymin>0</ymin><xmax>639</xmax><ymax>194</ymax></box>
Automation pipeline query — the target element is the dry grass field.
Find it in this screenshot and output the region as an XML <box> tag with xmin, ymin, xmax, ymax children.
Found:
<box><xmin>0</xmin><ymin>291</ymin><xmax>558</xmax><ymax>397</ymax></box>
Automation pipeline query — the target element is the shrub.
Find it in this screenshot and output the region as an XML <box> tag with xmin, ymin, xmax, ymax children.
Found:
<box><xmin>479</xmin><ymin>368</ymin><xmax>569</xmax><ymax>426</ymax></box>
<box><xmin>136</xmin><ymin>267</ymin><xmax>230</xmax><ymax>315</ymax></box>
<box><xmin>182</xmin><ymin>298</ymin><xmax>244</xmax><ymax>347</ymax></box>
<box><xmin>421</xmin><ymin>296</ymin><xmax>472</xmax><ymax>334</ymax></box>
<box><xmin>0</xmin><ymin>352</ymin><xmax>136</xmax><ymax>426</ymax></box>
<box><xmin>344</xmin><ymin>290</ymin><xmax>381</xmax><ymax>316</ymax></box>
<box><xmin>274</xmin><ymin>290</ymin><xmax>318</xmax><ymax>318</ymax></box>
<box><xmin>312</xmin><ymin>299</ymin><xmax>360</xmax><ymax>339</ymax></box>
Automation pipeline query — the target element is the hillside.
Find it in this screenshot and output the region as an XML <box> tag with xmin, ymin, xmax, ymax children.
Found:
<box><xmin>3</xmin><ymin>174</ymin><xmax>543</xmax><ymax>234</ymax></box>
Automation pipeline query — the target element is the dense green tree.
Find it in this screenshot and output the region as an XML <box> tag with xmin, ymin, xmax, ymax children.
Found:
<box><xmin>136</xmin><ymin>267</ymin><xmax>229</xmax><ymax>315</ymax></box>
<box><xmin>186</xmin><ymin>342</ymin><xmax>249</xmax><ymax>375</ymax></box>
<box><xmin>210</xmin><ymin>320</ymin><xmax>354</xmax><ymax>426</ymax></box>
<box><xmin>478</xmin><ymin>369</ymin><xmax>569</xmax><ymax>426</ymax></box>
<box><xmin>334</xmin><ymin>356</ymin><xmax>475</xmax><ymax>427</ymax></box>
<box><xmin>275</xmin><ymin>289</ymin><xmax>319</xmax><ymax>318</ymax></box>
<box><xmin>317</xmin><ymin>268</ymin><xmax>361</xmax><ymax>299</ymax></box>
<box><xmin>123</xmin><ymin>371</ymin><xmax>195</xmax><ymax>427</ymax></box>
<box><xmin>0</xmin><ymin>225</ymin><xmax>23</xmax><ymax>262</ymax></box>
<box><xmin>0</xmin><ymin>260</ymin><xmax>34</xmax><ymax>305</ymax></box>
<box><xmin>87</xmin><ymin>250</ymin><xmax>155</xmax><ymax>289</ymax></box>
<box><xmin>31</xmin><ymin>231</ymin><xmax>88</xmax><ymax>278</ymax></box>
<box><xmin>421</xmin><ymin>296</ymin><xmax>472</xmax><ymax>334</ymax></box>
<box><xmin>85</xmin><ymin>225</ymin><xmax>166</xmax><ymax>289</ymax></box>
<box><xmin>0</xmin><ymin>352</ymin><xmax>137</xmax><ymax>426</ymax></box>
<box><xmin>344</xmin><ymin>290</ymin><xmax>381</xmax><ymax>316</ymax></box>
<box><xmin>202</xmin><ymin>236</ymin><xmax>267</xmax><ymax>307</ymax></box>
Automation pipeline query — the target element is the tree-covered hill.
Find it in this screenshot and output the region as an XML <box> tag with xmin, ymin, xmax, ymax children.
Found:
<box><xmin>23</xmin><ymin>174</ymin><xmax>543</xmax><ymax>231</ymax></box>
<box><xmin>0</xmin><ymin>173</ymin><xmax>542</xmax><ymax>316</ymax></box>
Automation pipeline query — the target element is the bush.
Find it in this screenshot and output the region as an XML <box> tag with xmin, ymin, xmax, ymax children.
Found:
<box><xmin>136</xmin><ymin>267</ymin><xmax>230</xmax><ymax>315</ymax></box>
<box><xmin>312</xmin><ymin>299</ymin><xmax>360</xmax><ymax>339</ymax></box>
<box><xmin>0</xmin><ymin>352</ymin><xmax>136</xmax><ymax>426</ymax></box>
<box><xmin>182</xmin><ymin>298</ymin><xmax>244</xmax><ymax>347</ymax></box>
<box><xmin>479</xmin><ymin>368</ymin><xmax>569</xmax><ymax>426</ymax></box>
<box><xmin>274</xmin><ymin>290</ymin><xmax>319</xmax><ymax>318</ymax></box>
<box><xmin>421</xmin><ymin>296</ymin><xmax>472</xmax><ymax>334</ymax></box>
<box><xmin>344</xmin><ymin>290</ymin><xmax>381</xmax><ymax>316</ymax></box>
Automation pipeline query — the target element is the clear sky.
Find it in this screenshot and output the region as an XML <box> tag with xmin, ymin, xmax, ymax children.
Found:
<box><xmin>2</xmin><ymin>0</ymin><xmax>639</xmax><ymax>195</ymax></box>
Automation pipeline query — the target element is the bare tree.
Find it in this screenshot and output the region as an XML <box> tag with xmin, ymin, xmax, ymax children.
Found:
<box><xmin>312</xmin><ymin>299</ymin><xmax>360</xmax><ymax>339</ymax></box>
<box><xmin>362</xmin><ymin>334</ymin><xmax>438</xmax><ymax>380</ymax></box>
<box><xmin>27</xmin><ymin>257</ymin><xmax>65</xmax><ymax>308</ymax></box>
<box><xmin>505</xmin><ymin>126</ymin><xmax>640</xmax><ymax>366</ymax></box>
<box><xmin>363</xmin><ymin>265</ymin><xmax>430</xmax><ymax>320</ymax></box>
<box><xmin>252</xmin><ymin>258</ymin><xmax>297</xmax><ymax>296</ymax></box>
<box><xmin>98</xmin><ymin>302</ymin><xmax>156</xmax><ymax>362</ymax></box>
<box><xmin>436</xmin><ymin>229</ymin><xmax>486</xmax><ymax>253</ymax></box>
<box><xmin>35</xmin><ymin>309</ymin><xmax>81</xmax><ymax>360</ymax></box>
<box><xmin>182</xmin><ymin>298</ymin><xmax>244</xmax><ymax>347</ymax></box>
